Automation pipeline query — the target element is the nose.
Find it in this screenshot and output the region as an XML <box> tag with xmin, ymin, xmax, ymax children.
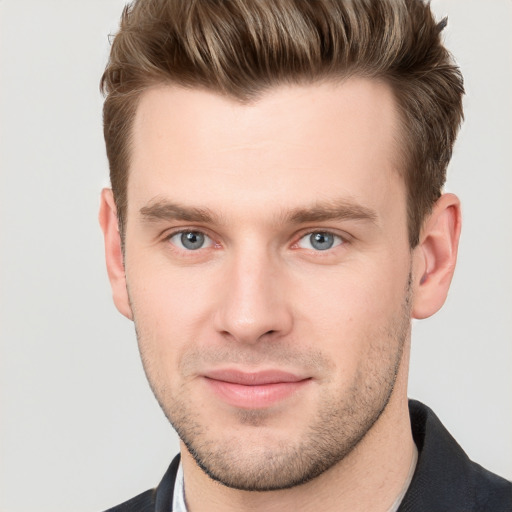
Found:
<box><xmin>213</xmin><ymin>248</ymin><xmax>293</xmax><ymax>344</ymax></box>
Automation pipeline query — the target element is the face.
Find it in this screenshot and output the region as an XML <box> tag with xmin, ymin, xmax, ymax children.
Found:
<box><xmin>122</xmin><ymin>80</ymin><xmax>414</xmax><ymax>490</ymax></box>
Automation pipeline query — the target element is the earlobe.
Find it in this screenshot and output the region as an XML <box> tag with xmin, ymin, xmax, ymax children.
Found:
<box><xmin>98</xmin><ymin>188</ymin><xmax>133</xmax><ymax>320</ymax></box>
<box><xmin>412</xmin><ymin>193</ymin><xmax>462</xmax><ymax>320</ymax></box>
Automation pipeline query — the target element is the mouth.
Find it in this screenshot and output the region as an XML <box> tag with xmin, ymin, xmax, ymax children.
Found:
<box><xmin>202</xmin><ymin>369</ymin><xmax>311</xmax><ymax>409</ymax></box>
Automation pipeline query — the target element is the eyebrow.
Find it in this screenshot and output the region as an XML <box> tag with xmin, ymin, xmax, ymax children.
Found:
<box><xmin>140</xmin><ymin>201</ymin><xmax>219</xmax><ymax>224</ymax></box>
<box><xmin>285</xmin><ymin>199</ymin><xmax>378</xmax><ymax>225</ymax></box>
<box><xmin>139</xmin><ymin>198</ymin><xmax>378</xmax><ymax>226</ymax></box>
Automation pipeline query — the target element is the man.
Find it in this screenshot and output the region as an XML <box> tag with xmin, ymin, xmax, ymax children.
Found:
<box><xmin>98</xmin><ymin>0</ymin><xmax>512</xmax><ymax>510</ymax></box>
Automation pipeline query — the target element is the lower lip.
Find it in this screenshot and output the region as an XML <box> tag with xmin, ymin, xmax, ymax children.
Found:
<box><xmin>204</xmin><ymin>378</ymin><xmax>310</xmax><ymax>409</ymax></box>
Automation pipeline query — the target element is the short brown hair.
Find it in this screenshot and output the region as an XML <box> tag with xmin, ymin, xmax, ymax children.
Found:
<box><xmin>100</xmin><ymin>0</ymin><xmax>464</xmax><ymax>246</ymax></box>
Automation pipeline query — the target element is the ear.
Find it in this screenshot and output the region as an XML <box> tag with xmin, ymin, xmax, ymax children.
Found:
<box><xmin>98</xmin><ymin>188</ymin><xmax>133</xmax><ymax>320</ymax></box>
<box><xmin>412</xmin><ymin>193</ymin><xmax>462</xmax><ymax>319</ymax></box>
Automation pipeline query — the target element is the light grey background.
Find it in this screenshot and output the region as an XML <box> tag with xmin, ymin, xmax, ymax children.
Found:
<box><xmin>0</xmin><ymin>1</ymin><xmax>511</xmax><ymax>511</ymax></box>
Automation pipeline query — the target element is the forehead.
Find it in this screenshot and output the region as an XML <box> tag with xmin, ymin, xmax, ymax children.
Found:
<box><xmin>128</xmin><ymin>79</ymin><xmax>403</xmax><ymax>219</ymax></box>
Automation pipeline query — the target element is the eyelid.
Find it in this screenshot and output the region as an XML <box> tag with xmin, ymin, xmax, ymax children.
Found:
<box><xmin>291</xmin><ymin>229</ymin><xmax>348</xmax><ymax>250</ymax></box>
<box><xmin>161</xmin><ymin>226</ymin><xmax>349</xmax><ymax>252</ymax></box>
<box><xmin>164</xmin><ymin>227</ymin><xmax>217</xmax><ymax>251</ymax></box>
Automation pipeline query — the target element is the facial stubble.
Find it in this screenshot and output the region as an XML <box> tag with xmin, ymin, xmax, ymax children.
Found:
<box><xmin>132</xmin><ymin>273</ymin><xmax>412</xmax><ymax>492</ymax></box>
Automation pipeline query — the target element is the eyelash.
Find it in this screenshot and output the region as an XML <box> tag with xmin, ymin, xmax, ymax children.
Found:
<box><xmin>165</xmin><ymin>229</ymin><xmax>218</xmax><ymax>252</ymax></box>
<box><xmin>164</xmin><ymin>228</ymin><xmax>347</xmax><ymax>254</ymax></box>
<box><xmin>292</xmin><ymin>231</ymin><xmax>345</xmax><ymax>251</ymax></box>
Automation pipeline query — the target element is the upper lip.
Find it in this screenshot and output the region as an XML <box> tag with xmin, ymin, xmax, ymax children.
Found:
<box><xmin>203</xmin><ymin>369</ymin><xmax>308</xmax><ymax>386</ymax></box>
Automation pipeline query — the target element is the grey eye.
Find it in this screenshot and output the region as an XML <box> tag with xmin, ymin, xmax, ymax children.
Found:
<box><xmin>181</xmin><ymin>232</ymin><xmax>204</xmax><ymax>250</ymax></box>
<box><xmin>297</xmin><ymin>232</ymin><xmax>342</xmax><ymax>251</ymax></box>
<box><xmin>169</xmin><ymin>231</ymin><xmax>212</xmax><ymax>250</ymax></box>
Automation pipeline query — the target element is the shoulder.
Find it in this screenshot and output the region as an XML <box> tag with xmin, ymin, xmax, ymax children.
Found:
<box><xmin>101</xmin><ymin>455</ymin><xmax>181</xmax><ymax>512</ymax></box>
<box><xmin>103</xmin><ymin>489</ymin><xmax>156</xmax><ymax>512</ymax></box>
<box><xmin>401</xmin><ymin>400</ymin><xmax>512</xmax><ymax>512</ymax></box>
<box><xmin>470</xmin><ymin>460</ymin><xmax>512</xmax><ymax>512</ymax></box>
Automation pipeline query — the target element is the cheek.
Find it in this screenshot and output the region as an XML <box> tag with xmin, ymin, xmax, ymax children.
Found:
<box><xmin>126</xmin><ymin>260</ymin><xmax>219</xmax><ymax>358</ymax></box>
<box><xmin>292</xmin><ymin>260</ymin><xmax>410</xmax><ymax>353</ymax></box>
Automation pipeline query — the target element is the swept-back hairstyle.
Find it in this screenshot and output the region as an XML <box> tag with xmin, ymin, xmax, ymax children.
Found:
<box><xmin>100</xmin><ymin>0</ymin><xmax>464</xmax><ymax>246</ymax></box>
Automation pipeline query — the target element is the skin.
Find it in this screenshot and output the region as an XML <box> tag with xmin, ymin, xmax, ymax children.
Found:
<box><xmin>100</xmin><ymin>79</ymin><xmax>461</xmax><ymax>511</ymax></box>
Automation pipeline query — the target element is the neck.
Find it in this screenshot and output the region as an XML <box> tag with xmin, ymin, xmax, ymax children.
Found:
<box><xmin>181</xmin><ymin>351</ymin><xmax>415</xmax><ymax>512</ymax></box>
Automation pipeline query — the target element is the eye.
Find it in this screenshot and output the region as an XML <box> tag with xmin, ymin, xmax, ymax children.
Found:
<box><xmin>297</xmin><ymin>231</ymin><xmax>343</xmax><ymax>251</ymax></box>
<box><xmin>168</xmin><ymin>230</ymin><xmax>214</xmax><ymax>251</ymax></box>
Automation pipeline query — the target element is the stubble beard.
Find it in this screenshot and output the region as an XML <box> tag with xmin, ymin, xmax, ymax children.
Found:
<box><xmin>133</xmin><ymin>276</ymin><xmax>412</xmax><ymax>492</ymax></box>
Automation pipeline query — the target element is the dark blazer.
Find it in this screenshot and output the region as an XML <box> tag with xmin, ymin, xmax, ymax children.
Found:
<box><xmin>103</xmin><ymin>400</ymin><xmax>512</xmax><ymax>511</ymax></box>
